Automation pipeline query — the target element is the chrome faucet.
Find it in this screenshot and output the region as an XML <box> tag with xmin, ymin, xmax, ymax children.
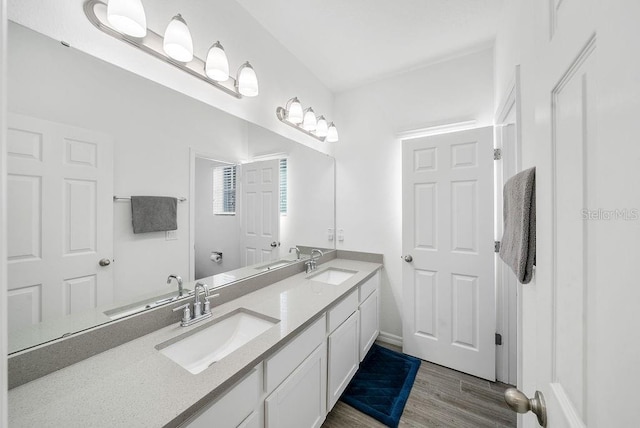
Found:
<box><xmin>167</xmin><ymin>274</ymin><xmax>184</xmax><ymax>297</ymax></box>
<box><xmin>306</xmin><ymin>249</ymin><xmax>324</xmax><ymax>273</ymax></box>
<box><xmin>289</xmin><ymin>246</ymin><xmax>301</xmax><ymax>260</ymax></box>
<box><xmin>173</xmin><ymin>281</ymin><xmax>219</xmax><ymax>327</ymax></box>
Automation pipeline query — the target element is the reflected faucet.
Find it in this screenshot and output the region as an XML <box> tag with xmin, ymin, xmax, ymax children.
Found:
<box><xmin>289</xmin><ymin>246</ymin><xmax>301</xmax><ymax>260</ymax></box>
<box><xmin>306</xmin><ymin>249</ymin><xmax>324</xmax><ymax>273</ymax></box>
<box><xmin>167</xmin><ymin>275</ymin><xmax>184</xmax><ymax>297</ymax></box>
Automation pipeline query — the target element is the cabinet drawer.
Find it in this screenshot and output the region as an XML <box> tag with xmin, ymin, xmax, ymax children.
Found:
<box><xmin>183</xmin><ymin>364</ymin><xmax>262</xmax><ymax>428</ymax></box>
<box><xmin>359</xmin><ymin>271</ymin><xmax>379</xmax><ymax>303</ymax></box>
<box><xmin>327</xmin><ymin>290</ymin><xmax>358</xmax><ymax>333</ymax></box>
<box><xmin>265</xmin><ymin>314</ymin><xmax>326</xmax><ymax>394</ymax></box>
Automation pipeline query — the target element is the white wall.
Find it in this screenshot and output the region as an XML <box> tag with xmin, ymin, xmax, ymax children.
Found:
<box><xmin>8</xmin><ymin>23</ymin><xmax>249</xmax><ymax>302</ymax></box>
<box><xmin>8</xmin><ymin>0</ymin><xmax>334</xmax><ymax>155</ymax></box>
<box><xmin>194</xmin><ymin>158</ymin><xmax>241</xmax><ymax>279</ymax></box>
<box><xmin>334</xmin><ymin>48</ymin><xmax>495</xmax><ymax>338</ymax></box>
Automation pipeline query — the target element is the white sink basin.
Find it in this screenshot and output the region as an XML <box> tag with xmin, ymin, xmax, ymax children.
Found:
<box><xmin>308</xmin><ymin>268</ymin><xmax>357</xmax><ymax>285</ymax></box>
<box><xmin>157</xmin><ymin>309</ymin><xmax>278</xmax><ymax>374</ymax></box>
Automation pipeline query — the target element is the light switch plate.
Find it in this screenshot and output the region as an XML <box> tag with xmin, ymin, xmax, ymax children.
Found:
<box><xmin>327</xmin><ymin>228</ymin><xmax>334</xmax><ymax>241</ymax></box>
<box><xmin>166</xmin><ymin>230</ymin><xmax>178</xmax><ymax>240</ymax></box>
<box><xmin>337</xmin><ymin>229</ymin><xmax>344</xmax><ymax>242</ymax></box>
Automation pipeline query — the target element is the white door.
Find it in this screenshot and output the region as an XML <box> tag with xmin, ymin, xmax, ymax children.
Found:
<box><xmin>402</xmin><ymin>126</ymin><xmax>495</xmax><ymax>380</ymax></box>
<box><xmin>241</xmin><ymin>159</ymin><xmax>280</xmax><ymax>266</ymax></box>
<box><xmin>6</xmin><ymin>113</ymin><xmax>113</xmax><ymax>335</ymax></box>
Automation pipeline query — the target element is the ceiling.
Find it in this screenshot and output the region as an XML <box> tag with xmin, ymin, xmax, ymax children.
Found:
<box><xmin>235</xmin><ymin>0</ymin><xmax>503</xmax><ymax>93</ymax></box>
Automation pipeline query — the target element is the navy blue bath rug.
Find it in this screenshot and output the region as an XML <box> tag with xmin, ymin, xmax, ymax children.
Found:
<box><xmin>340</xmin><ymin>344</ymin><xmax>421</xmax><ymax>428</ymax></box>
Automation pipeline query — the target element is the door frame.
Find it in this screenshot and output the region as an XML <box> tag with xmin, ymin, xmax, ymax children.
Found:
<box><xmin>494</xmin><ymin>65</ymin><xmax>522</xmax><ymax>386</ymax></box>
<box><xmin>0</xmin><ymin>0</ymin><xmax>8</xmax><ymax>424</ymax></box>
<box><xmin>188</xmin><ymin>148</ymin><xmax>238</xmax><ymax>282</ymax></box>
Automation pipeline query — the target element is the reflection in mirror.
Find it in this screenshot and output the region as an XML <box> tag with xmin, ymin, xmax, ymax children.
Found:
<box><xmin>7</xmin><ymin>22</ymin><xmax>335</xmax><ymax>354</ymax></box>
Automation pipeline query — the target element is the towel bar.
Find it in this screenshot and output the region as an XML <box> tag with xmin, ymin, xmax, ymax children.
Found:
<box><xmin>113</xmin><ymin>196</ymin><xmax>187</xmax><ymax>202</ymax></box>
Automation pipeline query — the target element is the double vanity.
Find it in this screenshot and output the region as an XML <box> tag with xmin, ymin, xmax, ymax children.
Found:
<box><xmin>8</xmin><ymin>255</ymin><xmax>382</xmax><ymax>427</ymax></box>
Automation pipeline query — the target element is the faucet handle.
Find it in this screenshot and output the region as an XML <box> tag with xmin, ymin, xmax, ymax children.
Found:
<box><xmin>173</xmin><ymin>303</ymin><xmax>191</xmax><ymax>324</ymax></box>
<box><xmin>203</xmin><ymin>293</ymin><xmax>220</xmax><ymax>315</ymax></box>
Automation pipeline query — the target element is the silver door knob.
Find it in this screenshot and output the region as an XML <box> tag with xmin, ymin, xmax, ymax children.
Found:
<box><xmin>98</xmin><ymin>258</ymin><xmax>111</xmax><ymax>267</ymax></box>
<box><xmin>270</xmin><ymin>241</ymin><xmax>278</xmax><ymax>248</ymax></box>
<box><xmin>404</xmin><ymin>255</ymin><xmax>413</xmax><ymax>263</ymax></box>
<box><xmin>504</xmin><ymin>388</ymin><xmax>547</xmax><ymax>427</ymax></box>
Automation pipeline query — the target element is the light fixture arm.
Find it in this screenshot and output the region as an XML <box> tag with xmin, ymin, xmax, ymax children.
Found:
<box><xmin>83</xmin><ymin>0</ymin><xmax>246</xmax><ymax>99</ymax></box>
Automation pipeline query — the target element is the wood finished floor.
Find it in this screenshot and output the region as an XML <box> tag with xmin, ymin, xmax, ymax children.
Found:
<box><xmin>322</xmin><ymin>343</ymin><xmax>516</xmax><ymax>428</ymax></box>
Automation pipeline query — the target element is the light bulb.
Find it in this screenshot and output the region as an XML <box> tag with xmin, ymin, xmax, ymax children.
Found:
<box><xmin>315</xmin><ymin>116</ymin><xmax>328</xmax><ymax>138</ymax></box>
<box><xmin>107</xmin><ymin>0</ymin><xmax>147</xmax><ymax>38</ymax></box>
<box><xmin>236</xmin><ymin>62</ymin><xmax>259</xmax><ymax>97</ymax></box>
<box><xmin>286</xmin><ymin>98</ymin><xmax>303</xmax><ymax>124</ymax></box>
<box><xmin>163</xmin><ymin>14</ymin><xmax>193</xmax><ymax>62</ymax></box>
<box><xmin>326</xmin><ymin>123</ymin><xmax>339</xmax><ymax>143</ymax></box>
<box><xmin>205</xmin><ymin>42</ymin><xmax>229</xmax><ymax>82</ymax></box>
<box><xmin>302</xmin><ymin>108</ymin><xmax>317</xmax><ymax>131</ymax></box>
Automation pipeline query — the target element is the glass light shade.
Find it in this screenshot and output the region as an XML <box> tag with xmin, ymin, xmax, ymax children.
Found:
<box><xmin>302</xmin><ymin>108</ymin><xmax>317</xmax><ymax>131</ymax></box>
<box><xmin>326</xmin><ymin>123</ymin><xmax>339</xmax><ymax>143</ymax></box>
<box><xmin>286</xmin><ymin>98</ymin><xmax>303</xmax><ymax>124</ymax></box>
<box><xmin>107</xmin><ymin>0</ymin><xmax>147</xmax><ymax>38</ymax></box>
<box><xmin>205</xmin><ymin>42</ymin><xmax>229</xmax><ymax>82</ymax></box>
<box><xmin>163</xmin><ymin>14</ymin><xmax>193</xmax><ymax>62</ymax></box>
<box><xmin>315</xmin><ymin>116</ymin><xmax>328</xmax><ymax>138</ymax></box>
<box><xmin>237</xmin><ymin>62</ymin><xmax>259</xmax><ymax>97</ymax></box>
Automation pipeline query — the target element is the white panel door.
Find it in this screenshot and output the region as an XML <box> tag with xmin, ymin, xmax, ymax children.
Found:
<box><xmin>241</xmin><ymin>159</ymin><xmax>280</xmax><ymax>266</ymax></box>
<box><xmin>7</xmin><ymin>113</ymin><xmax>113</xmax><ymax>335</ymax></box>
<box><xmin>402</xmin><ymin>126</ymin><xmax>495</xmax><ymax>380</ymax></box>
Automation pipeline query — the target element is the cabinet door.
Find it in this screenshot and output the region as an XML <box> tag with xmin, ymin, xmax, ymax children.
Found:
<box><xmin>327</xmin><ymin>311</ymin><xmax>360</xmax><ymax>411</ymax></box>
<box><xmin>265</xmin><ymin>343</ymin><xmax>327</xmax><ymax>428</ymax></box>
<box><xmin>359</xmin><ymin>290</ymin><xmax>379</xmax><ymax>361</ymax></box>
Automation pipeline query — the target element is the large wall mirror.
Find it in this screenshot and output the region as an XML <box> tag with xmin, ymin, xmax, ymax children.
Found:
<box><xmin>7</xmin><ymin>23</ymin><xmax>335</xmax><ymax>354</ymax></box>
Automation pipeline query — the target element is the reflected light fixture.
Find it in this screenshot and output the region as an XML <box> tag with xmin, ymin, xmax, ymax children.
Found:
<box><xmin>285</xmin><ymin>97</ymin><xmax>303</xmax><ymax>124</ymax></box>
<box><xmin>326</xmin><ymin>122</ymin><xmax>339</xmax><ymax>143</ymax></box>
<box><xmin>85</xmin><ymin>1</ymin><xmax>258</xmax><ymax>98</ymax></box>
<box><xmin>315</xmin><ymin>116</ymin><xmax>328</xmax><ymax>138</ymax></box>
<box><xmin>205</xmin><ymin>41</ymin><xmax>229</xmax><ymax>82</ymax></box>
<box><xmin>302</xmin><ymin>108</ymin><xmax>317</xmax><ymax>131</ymax></box>
<box><xmin>107</xmin><ymin>0</ymin><xmax>147</xmax><ymax>38</ymax></box>
<box><xmin>275</xmin><ymin>98</ymin><xmax>338</xmax><ymax>142</ymax></box>
<box><xmin>236</xmin><ymin>62</ymin><xmax>259</xmax><ymax>97</ymax></box>
<box><xmin>163</xmin><ymin>14</ymin><xmax>194</xmax><ymax>62</ymax></box>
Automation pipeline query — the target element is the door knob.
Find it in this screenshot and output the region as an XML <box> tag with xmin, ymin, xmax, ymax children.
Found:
<box><xmin>270</xmin><ymin>241</ymin><xmax>278</xmax><ymax>248</ymax></box>
<box><xmin>98</xmin><ymin>258</ymin><xmax>111</xmax><ymax>267</ymax></box>
<box><xmin>504</xmin><ymin>388</ymin><xmax>547</xmax><ymax>427</ymax></box>
<box><xmin>404</xmin><ymin>255</ymin><xmax>413</xmax><ymax>263</ymax></box>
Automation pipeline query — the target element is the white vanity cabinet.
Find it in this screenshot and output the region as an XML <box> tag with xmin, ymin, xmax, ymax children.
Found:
<box><xmin>359</xmin><ymin>272</ymin><xmax>380</xmax><ymax>361</ymax></box>
<box><xmin>182</xmin><ymin>364</ymin><xmax>263</xmax><ymax>428</ymax></box>
<box><xmin>326</xmin><ymin>290</ymin><xmax>360</xmax><ymax>411</ymax></box>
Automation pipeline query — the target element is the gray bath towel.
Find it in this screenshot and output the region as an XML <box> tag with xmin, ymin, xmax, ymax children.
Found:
<box><xmin>130</xmin><ymin>196</ymin><xmax>177</xmax><ymax>234</ymax></box>
<box><xmin>499</xmin><ymin>167</ymin><xmax>536</xmax><ymax>284</ymax></box>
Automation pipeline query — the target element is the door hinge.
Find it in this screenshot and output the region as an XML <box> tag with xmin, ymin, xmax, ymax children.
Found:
<box><xmin>494</xmin><ymin>241</ymin><xmax>501</xmax><ymax>253</ymax></box>
<box><xmin>495</xmin><ymin>333</ymin><xmax>503</xmax><ymax>346</ymax></box>
<box><xmin>494</xmin><ymin>148</ymin><xmax>502</xmax><ymax>160</ymax></box>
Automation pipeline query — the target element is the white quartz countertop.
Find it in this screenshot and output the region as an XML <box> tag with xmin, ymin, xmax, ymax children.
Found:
<box><xmin>8</xmin><ymin>258</ymin><xmax>381</xmax><ymax>427</ymax></box>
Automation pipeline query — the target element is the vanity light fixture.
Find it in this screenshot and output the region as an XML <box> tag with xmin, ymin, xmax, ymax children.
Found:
<box><xmin>236</xmin><ymin>62</ymin><xmax>259</xmax><ymax>97</ymax></box>
<box><xmin>285</xmin><ymin>97</ymin><xmax>304</xmax><ymax>124</ymax></box>
<box><xmin>84</xmin><ymin>0</ymin><xmax>259</xmax><ymax>98</ymax></box>
<box><xmin>315</xmin><ymin>116</ymin><xmax>328</xmax><ymax>138</ymax></box>
<box><xmin>302</xmin><ymin>108</ymin><xmax>317</xmax><ymax>131</ymax></box>
<box><xmin>205</xmin><ymin>41</ymin><xmax>229</xmax><ymax>82</ymax></box>
<box><xmin>276</xmin><ymin>98</ymin><xmax>338</xmax><ymax>142</ymax></box>
<box><xmin>106</xmin><ymin>0</ymin><xmax>147</xmax><ymax>37</ymax></box>
<box><xmin>163</xmin><ymin>14</ymin><xmax>194</xmax><ymax>63</ymax></box>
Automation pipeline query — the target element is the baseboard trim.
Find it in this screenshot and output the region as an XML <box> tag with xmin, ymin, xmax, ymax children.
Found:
<box><xmin>376</xmin><ymin>331</ymin><xmax>403</xmax><ymax>348</ymax></box>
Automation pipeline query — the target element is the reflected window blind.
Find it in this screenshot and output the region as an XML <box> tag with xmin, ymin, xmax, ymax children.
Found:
<box><xmin>213</xmin><ymin>165</ymin><xmax>236</xmax><ymax>215</ymax></box>
<box><xmin>279</xmin><ymin>159</ymin><xmax>287</xmax><ymax>214</ymax></box>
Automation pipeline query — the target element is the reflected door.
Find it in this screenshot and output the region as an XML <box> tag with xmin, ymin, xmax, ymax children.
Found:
<box><xmin>7</xmin><ymin>113</ymin><xmax>114</xmax><ymax>335</ymax></box>
<box><xmin>241</xmin><ymin>159</ymin><xmax>280</xmax><ymax>266</ymax></box>
<box><xmin>402</xmin><ymin>126</ymin><xmax>495</xmax><ymax>380</ymax></box>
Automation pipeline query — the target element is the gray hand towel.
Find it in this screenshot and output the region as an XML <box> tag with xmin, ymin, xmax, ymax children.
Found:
<box><xmin>130</xmin><ymin>196</ymin><xmax>178</xmax><ymax>234</ymax></box>
<box><xmin>499</xmin><ymin>167</ymin><xmax>536</xmax><ymax>284</ymax></box>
